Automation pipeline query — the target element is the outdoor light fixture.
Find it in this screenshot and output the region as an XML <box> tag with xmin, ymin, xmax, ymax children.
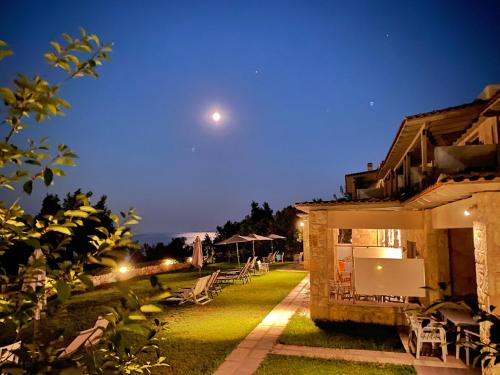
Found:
<box><xmin>119</xmin><ymin>266</ymin><xmax>129</xmax><ymax>273</ymax></box>
<box><xmin>187</xmin><ymin>257</ymin><xmax>193</xmax><ymax>263</ymax></box>
<box><xmin>164</xmin><ymin>259</ymin><xmax>175</xmax><ymax>266</ymax></box>
<box><xmin>376</xmin><ymin>265</ymin><xmax>383</xmax><ymax>270</ymax></box>
<box><xmin>464</xmin><ymin>204</ymin><xmax>478</xmax><ymax>217</ymax></box>
<box><xmin>299</xmin><ymin>221</ymin><xmax>305</xmax><ymax>227</ymax></box>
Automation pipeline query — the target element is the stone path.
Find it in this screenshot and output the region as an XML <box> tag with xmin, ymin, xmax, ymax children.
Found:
<box><xmin>213</xmin><ymin>274</ymin><xmax>309</xmax><ymax>375</ymax></box>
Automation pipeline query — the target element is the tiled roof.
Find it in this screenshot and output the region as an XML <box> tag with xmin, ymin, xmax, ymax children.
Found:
<box><xmin>404</xmin><ymin>99</ymin><xmax>487</xmax><ymax>120</ymax></box>
<box><xmin>438</xmin><ymin>171</ymin><xmax>500</xmax><ymax>184</ymax></box>
<box><xmin>295</xmin><ymin>197</ymin><xmax>400</xmax><ymax>206</ymax></box>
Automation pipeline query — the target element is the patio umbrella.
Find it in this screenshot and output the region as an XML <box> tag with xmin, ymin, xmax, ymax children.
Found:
<box><xmin>215</xmin><ymin>235</ymin><xmax>252</xmax><ymax>266</ymax></box>
<box><xmin>267</xmin><ymin>233</ymin><xmax>286</xmax><ymax>252</ymax></box>
<box><xmin>192</xmin><ymin>236</ymin><xmax>203</xmax><ymax>275</ymax></box>
<box><xmin>246</xmin><ymin>234</ymin><xmax>272</xmax><ymax>258</ymax></box>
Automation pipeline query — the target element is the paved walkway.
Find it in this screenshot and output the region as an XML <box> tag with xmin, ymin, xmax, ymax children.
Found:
<box><xmin>214</xmin><ymin>274</ymin><xmax>309</xmax><ymax>375</ymax></box>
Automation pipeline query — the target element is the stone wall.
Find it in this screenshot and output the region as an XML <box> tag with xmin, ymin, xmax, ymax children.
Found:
<box><xmin>309</xmin><ymin>210</ymin><xmax>331</xmax><ymax>319</ymax></box>
<box><xmin>351</xmin><ymin>229</ymin><xmax>379</xmax><ymax>246</ymax></box>
<box><xmin>400</xmin><ymin>211</ymin><xmax>450</xmax><ymax>304</ymax></box>
<box><xmin>91</xmin><ymin>262</ymin><xmax>191</xmax><ymax>287</ymax></box>
<box><xmin>303</xmin><ymin>219</ymin><xmax>310</xmax><ymax>270</ymax></box>
<box><xmin>326</xmin><ymin>303</ymin><xmax>407</xmax><ymax>326</ymax></box>
<box><xmin>473</xmin><ymin>191</ymin><xmax>500</xmax><ymax>346</ymax></box>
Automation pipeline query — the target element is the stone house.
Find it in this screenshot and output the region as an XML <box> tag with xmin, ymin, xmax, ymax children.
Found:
<box><xmin>295</xmin><ymin>84</ymin><xmax>500</xmax><ymax>343</ymax></box>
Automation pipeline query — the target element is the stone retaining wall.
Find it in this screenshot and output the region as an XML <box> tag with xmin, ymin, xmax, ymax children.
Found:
<box><xmin>321</xmin><ymin>302</ymin><xmax>407</xmax><ymax>326</ymax></box>
<box><xmin>91</xmin><ymin>262</ymin><xmax>191</xmax><ymax>287</ymax></box>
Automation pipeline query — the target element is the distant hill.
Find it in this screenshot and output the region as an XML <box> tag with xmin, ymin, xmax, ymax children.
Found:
<box><xmin>134</xmin><ymin>231</ymin><xmax>216</xmax><ymax>245</ymax></box>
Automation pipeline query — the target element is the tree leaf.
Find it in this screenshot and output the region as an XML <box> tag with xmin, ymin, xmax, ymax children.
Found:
<box><xmin>23</xmin><ymin>180</ymin><xmax>33</xmax><ymax>195</ymax></box>
<box><xmin>43</xmin><ymin>168</ymin><xmax>53</xmax><ymax>186</ymax></box>
<box><xmin>55</xmin><ymin>279</ymin><xmax>71</xmax><ymax>302</ymax></box>
<box><xmin>47</xmin><ymin>225</ymin><xmax>72</xmax><ymax>235</ymax></box>
<box><xmin>78</xmin><ymin>274</ymin><xmax>94</xmax><ymax>289</ymax></box>
<box><xmin>0</xmin><ymin>49</ymin><xmax>13</xmax><ymax>61</ymax></box>
<box><xmin>140</xmin><ymin>304</ymin><xmax>162</xmax><ymax>313</ymax></box>
<box><xmin>0</xmin><ymin>87</ymin><xmax>16</xmax><ymax>103</ymax></box>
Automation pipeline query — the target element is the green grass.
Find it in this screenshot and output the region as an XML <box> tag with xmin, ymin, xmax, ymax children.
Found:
<box><xmin>255</xmin><ymin>355</ymin><xmax>416</xmax><ymax>375</ymax></box>
<box><xmin>278</xmin><ymin>311</ymin><xmax>406</xmax><ymax>352</ymax></box>
<box><xmin>1</xmin><ymin>263</ymin><xmax>305</xmax><ymax>374</ymax></box>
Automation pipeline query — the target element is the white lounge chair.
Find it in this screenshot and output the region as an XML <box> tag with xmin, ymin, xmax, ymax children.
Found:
<box><xmin>0</xmin><ymin>341</ymin><xmax>21</xmax><ymax>365</ymax></box>
<box><xmin>165</xmin><ymin>275</ymin><xmax>212</xmax><ymax>305</ymax></box>
<box><xmin>59</xmin><ymin>317</ymin><xmax>109</xmax><ymax>358</ymax></box>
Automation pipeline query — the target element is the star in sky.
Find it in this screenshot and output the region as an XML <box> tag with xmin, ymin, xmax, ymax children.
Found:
<box><xmin>369</xmin><ymin>101</ymin><xmax>375</xmax><ymax>107</ymax></box>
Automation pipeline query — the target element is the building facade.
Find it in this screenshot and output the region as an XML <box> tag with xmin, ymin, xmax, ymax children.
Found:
<box><xmin>296</xmin><ymin>85</ymin><xmax>500</xmax><ymax>345</ymax></box>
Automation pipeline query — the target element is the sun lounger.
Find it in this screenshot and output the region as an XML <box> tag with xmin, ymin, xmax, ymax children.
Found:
<box><xmin>200</xmin><ymin>270</ymin><xmax>221</xmax><ymax>297</ymax></box>
<box><xmin>59</xmin><ymin>317</ymin><xmax>109</xmax><ymax>358</ymax></box>
<box><xmin>0</xmin><ymin>341</ymin><xmax>21</xmax><ymax>365</ymax></box>
<box><xmin>218</xmin><ymin>262</ymin><xmax>251</xmax><ymax>284</ymax></box>
<box><xmin>165</xmin><ymin>275</ymin><xmax>212</xmax><ymax>305</ymax></box>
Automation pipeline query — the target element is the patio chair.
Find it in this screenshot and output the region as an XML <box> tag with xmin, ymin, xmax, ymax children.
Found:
<box><xmin>59</xmin><ymin>317</ymin><xmax>109</xmax><ymax>358</ymax></box>
<box><xmin>408</xmin><ymin>315</ymin><xmax>448</xmax><ymax>362</ymax></box>
<box><xmin>165</xmin><ymin>275</ymin><xmax>212</xmax><ymax>305</ymax></box>
<box><xmin>456</xmin><ymin>328</ymin><xmax>481</xmax><ymax>367</ymax></box>
<box><xmin>293</xmin><ymin>251</ymin><xmax>303</xmax><ymax>263</ymax></box>
<box><xmin>0</xmin><ymin>341</ymin><xmax>21</xmax><ymax>365</ymax></box>
<box><xmin>256</xmin><ymin>260</ymin><xmax>269</xmax><ymax>274</ymax></box>
<box><xmin>337</xmin><ymin>272</ymin><xmax>353</xmax><ymax>300</ymax></box>
<box><xmin>218</xmin><ymin>262</ymin><xmax>251</xmax><ymax>284</ymax></box>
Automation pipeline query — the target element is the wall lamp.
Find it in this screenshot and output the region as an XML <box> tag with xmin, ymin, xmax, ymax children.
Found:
<box><xmin>464</xmin><ymin>204</ymin><xmax>478</xmax><ymax>217</ymax></box>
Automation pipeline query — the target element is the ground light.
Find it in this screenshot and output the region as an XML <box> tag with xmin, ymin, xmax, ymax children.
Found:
<box><xmin>164</xmin><ymin>258</ymin><xmax>176</xmax><ymax>266</ymax></box>
<box><xmin>118</xmin><ymin>266</ymin><xmax>129</xmax><ymax>273</ymax></box>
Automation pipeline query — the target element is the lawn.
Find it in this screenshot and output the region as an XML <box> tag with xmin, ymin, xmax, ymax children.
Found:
<box><xmin>255</xmin><ymin>355</ymin><xmax>416</xmax><ymax>375</ymax></box>
<box><xmin>1</xmin><ymin>263</ymin><xmax>306</xmax><ymax>374</ymax></box>
<box><xmin>278</xmin><ymin>310</ymin><xmax>406</xmax><ymax>352</ymax></box>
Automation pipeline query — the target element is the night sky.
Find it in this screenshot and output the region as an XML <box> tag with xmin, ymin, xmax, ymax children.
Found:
<box><xmin>1</xmin><ymin>1</ymin><xmax>500</xmax><ymax>235</ymax></box>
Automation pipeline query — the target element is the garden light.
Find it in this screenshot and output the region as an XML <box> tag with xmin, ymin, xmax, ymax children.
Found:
<box><xmin>164</xmin><ymin>258</ymin><xmax>176</xmax><ymax>266</ymax></box>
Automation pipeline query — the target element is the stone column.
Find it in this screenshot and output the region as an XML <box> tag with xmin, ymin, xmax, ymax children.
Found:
<box><xmin>302</xmin><ymin>218</ymin><xmax>310</xmax><ymax>270</ymax></box>
<box><xmin>309</xmin><ymin>209</ymin><xmax>330</xmax><ymax>320</ymax></box>
<box><xmin>473</xmin><ymin>191</ymin><xmax>500</xmax><ymax>345</ymax></box>
<box><xmin>422</xmin><ymin>210</ymin><xmax>450</xmax><ymax>303</ymax></box>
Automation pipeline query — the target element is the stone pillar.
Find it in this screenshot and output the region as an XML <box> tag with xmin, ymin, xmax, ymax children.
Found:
<box><xmin>422</xmin><ymin>210</ymin><xmax>450</xmax><ymax>303</ymax></box>
<box><xmin>309</xmin><ymin>210</ymin><xmax>330</xmax><ymax>320</ymax></box>
<box><xmin>302</xmin><ymin>218</ymin><xmax>310</xmax><ymax>270</ymax></box>
<box><xmin>473</xmin><ymin>192</ymin><xmax>500</xmax><ymax>345</ymax></box>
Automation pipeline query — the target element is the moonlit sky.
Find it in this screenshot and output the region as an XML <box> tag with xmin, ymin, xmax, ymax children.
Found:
<box><xmin>1</xmin><ymin>1</ymin><xmax>500</xmax><ymax>235</ymax></box>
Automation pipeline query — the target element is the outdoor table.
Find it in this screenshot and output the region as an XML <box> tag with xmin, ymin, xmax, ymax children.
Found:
<box><xmin>440</xmin><ymin>308</ymin><xmax>477</xmax><ymax>327</ymax></box>
<box><xmin>440</xmin><ymin>308</ymin><xmax>479</xmax><ymax>362</ymax></box>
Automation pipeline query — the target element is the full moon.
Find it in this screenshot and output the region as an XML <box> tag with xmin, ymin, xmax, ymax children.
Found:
<box><xmin>212</xmin><ymin>112</ymin><xmax>221</xmax><ymax>122</ymax></box>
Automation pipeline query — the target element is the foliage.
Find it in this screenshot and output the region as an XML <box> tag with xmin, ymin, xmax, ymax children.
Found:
<box><xmin>0</xmin><ymin>30</ymin><xmax>166</xmax><ymax>374</ymax></box>
<box><xmin>0</xmin><ymin>266</ymin><xmax>305</xmax><ymax>375</ymax></box>
<box><xmin>0</xmin><ymin>191</ymin><xmax>117</xmax><ymax>275</ymax></box>
<box><xmin>142</xmin><ymin>237</ymin><xmax>192</xmax><ymax>262</ymax></box>
<box><xmin>215</xmin><ymin>201</ymin><xmax>302</xmax><ymax>257</ymax></box>
<box><xmin>416</xmin><ymin>283</ymin><xmax>499</xmax><ymax>369</ymax></box>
